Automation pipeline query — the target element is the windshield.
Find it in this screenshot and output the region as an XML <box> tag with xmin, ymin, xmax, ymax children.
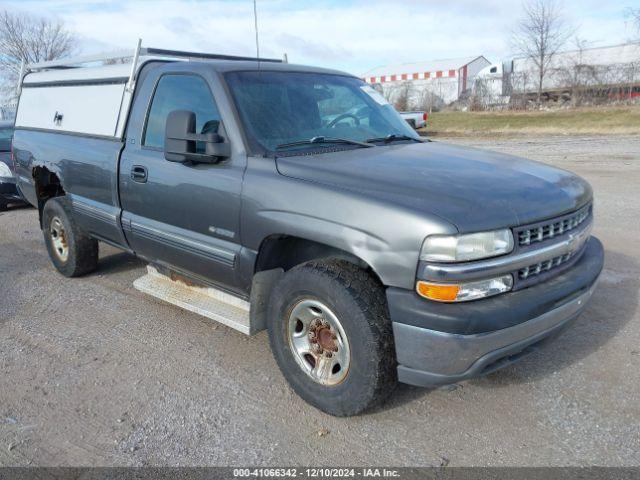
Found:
<box><xmin>225</xmin><ymin>71</ymin><xmax>420</xmax><ymax>153</ymax></box>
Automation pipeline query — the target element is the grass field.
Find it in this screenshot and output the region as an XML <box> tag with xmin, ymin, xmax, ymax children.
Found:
<box><xmin>420</xmin><ymin>105</ymin><xmax>640</xmax><ymax>136</ymax></box>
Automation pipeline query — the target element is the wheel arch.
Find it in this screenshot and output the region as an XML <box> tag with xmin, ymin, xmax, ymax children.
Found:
<box><xmin>32</xmin><ymin>165</ymin><xmax>66</xmax><ymax>227</ymax></box>
<box><xmin>254</xmin><ymin>233</ymin><xmax>384</xmax><ymax>286</ymax></box>
<box><xmin>247</xmin><ymin>233</ymin><xmax>387</xmax><ymax>334</ymax></box>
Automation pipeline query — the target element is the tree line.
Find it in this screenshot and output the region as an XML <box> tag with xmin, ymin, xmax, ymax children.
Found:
<box><xmin>1</xmin><ymin>4</ymin><xmax>640</xmax><ymax>109</ymax></box>
<box><xmin>383</xmin><ymin>1</ymin><xmax>640</xmax><ymax>111</ymax></box>
<box><xmin>0</xmin><ymin>11</ymin><xmax>76</xmax><ymax>102</ymax></box>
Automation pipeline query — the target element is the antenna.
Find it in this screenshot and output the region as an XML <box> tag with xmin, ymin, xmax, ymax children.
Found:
<box><xmin>253</xmin><ymin>0</ymin><xmax>260</xmax><ymax>63</ymax></box>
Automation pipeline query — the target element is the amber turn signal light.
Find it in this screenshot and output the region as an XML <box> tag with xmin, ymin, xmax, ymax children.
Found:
<box><xmin>416</xmin><ymin>281</ymin><xmax>460</xmax><ymax>302</ymax></box>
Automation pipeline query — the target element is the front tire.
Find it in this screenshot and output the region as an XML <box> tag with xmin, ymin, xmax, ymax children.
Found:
<box><xmin>267</xmin><ymin>259</ymin><xmax>397</xmax><ymax>416</ymax></box>
<box><xmin>42</xmin><ymin>197</ymin><xmax>99</xmax><ymax>277</ymax></box>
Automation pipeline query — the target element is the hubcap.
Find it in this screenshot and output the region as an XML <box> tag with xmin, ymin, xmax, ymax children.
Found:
<box><xmin>49</xmin><ymin>217</ymin><xmax>69</xmax><ymax>262</ymax></box>
<box><xmin>287</xmin><ymin>299</ymin><xmax>351</xmax><ymax>386</ymax></box>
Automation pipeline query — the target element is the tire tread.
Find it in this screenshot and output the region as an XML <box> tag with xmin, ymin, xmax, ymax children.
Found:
<box><xmin>268</xmin><ymin>258</ymin><xmax>397</xmax><ymax>416</ymax></box>
<box><xmin>43</xmin><ymin>197</ymin><xmax>98</xmax><ymax>277</ymax></box>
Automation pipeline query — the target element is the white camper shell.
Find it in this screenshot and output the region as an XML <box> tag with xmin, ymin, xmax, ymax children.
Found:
<box><xmin>15</xmin><ymin>42</ymin><xmax>282</xmax><ymax>139</ymax></box>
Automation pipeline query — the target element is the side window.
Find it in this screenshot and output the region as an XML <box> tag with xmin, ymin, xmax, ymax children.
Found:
<box><xmin>144</xmin><ymin>74</ymin><xmax>220</xmax><ymax>149</ymax></box>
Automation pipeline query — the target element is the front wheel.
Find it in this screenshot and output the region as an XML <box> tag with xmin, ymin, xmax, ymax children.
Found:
<box><xmin>42</xmin><ymin>197</ymin><xmax>99</xmax><ymax>277</ymax></box>
<box><xmin>267</xmin><ymin>260</ymin><xmax>397</xmax><ymax>416</ymax></box>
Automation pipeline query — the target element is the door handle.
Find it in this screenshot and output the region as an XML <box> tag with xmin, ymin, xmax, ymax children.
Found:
<box><xmin>131</xmin><ymin>165</ymin><xmax>148</xmax><ymax>183</ymax></box>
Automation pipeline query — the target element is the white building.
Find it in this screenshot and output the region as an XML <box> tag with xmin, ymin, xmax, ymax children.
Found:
<box><xmin>361</xmin><ymin>56</ymin><xmax>491</xmax><ymax>108</ymax></box>
<box><xmin>476</xmin><ymin>42</ymin><xmax>640</xmax><ymax>104</ymax></box>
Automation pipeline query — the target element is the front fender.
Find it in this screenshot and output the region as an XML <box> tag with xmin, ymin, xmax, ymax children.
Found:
<box><xmin>241</xmin><ymin>159</ymin><xmax>457</xmax><ymax>289</ymax></box>
<box><xmin>257</xmin><ymin>209</ymin><xmax>393</xmax><ymax>274</ymax></box>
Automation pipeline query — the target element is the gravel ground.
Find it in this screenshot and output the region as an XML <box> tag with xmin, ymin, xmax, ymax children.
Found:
<box><xmin>0</xmin><ymin>135</ymin><xmax>638</xmax><ymax>467</ymax></box>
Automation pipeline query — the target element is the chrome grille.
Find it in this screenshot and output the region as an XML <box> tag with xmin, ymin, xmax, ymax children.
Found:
<box><xmin>518</xmin><ymin>253</ymin><xmax>574</xmax><ymax>280</ymax></box>
<box><xmin>518</xmin><ymin>204</ymin><xmax>591</xmax><ymax>247</ymax></box>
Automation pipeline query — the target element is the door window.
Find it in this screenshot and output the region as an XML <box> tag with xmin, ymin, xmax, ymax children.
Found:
<box><xmin>144</xmin><ymin>74</ymin><xmax>220</xmax><ymax>149</ymax></box>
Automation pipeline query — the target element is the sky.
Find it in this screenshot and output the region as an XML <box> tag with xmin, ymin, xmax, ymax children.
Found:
<box><xmin>2</xmin><ymin>0</ymin><xmax>639</xmax><ymax>76</ymax></box>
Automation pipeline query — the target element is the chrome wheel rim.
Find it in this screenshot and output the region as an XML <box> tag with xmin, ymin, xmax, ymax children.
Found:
<box><xmin>287</xmin><ymin>299</ymin><xmax>351</xmax><ymax>386</ymax></box>
<box><xmin>49</xmin><ymin>216</ymin><xmax>69</xmax><ymax>262</ymax></box>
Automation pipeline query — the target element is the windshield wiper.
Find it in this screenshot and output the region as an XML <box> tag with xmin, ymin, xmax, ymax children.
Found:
<box><xmin>366</xmin><ymin>134</ymin><xmax>424</xmax><ymax>144</ymax></box>
<box><xmin>276</xmin><ymin>136</ymin><xmax>374</xmax><ymax>150</ymax></box>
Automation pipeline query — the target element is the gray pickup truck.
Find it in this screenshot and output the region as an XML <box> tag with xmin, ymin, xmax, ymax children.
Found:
<box><xmin>12</xmin><ymin>46</ymin><xmax>603</xmax><ymax>416</ymax></box>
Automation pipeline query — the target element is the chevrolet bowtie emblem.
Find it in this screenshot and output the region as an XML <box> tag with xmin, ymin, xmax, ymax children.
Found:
<box><xmin>567</xmin><ymin>229</ymin><xmax>588</xmax><ymax>253</ymax></box>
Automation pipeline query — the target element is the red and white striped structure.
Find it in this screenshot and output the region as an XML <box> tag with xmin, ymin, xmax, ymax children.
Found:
<box><xmin>361</xmin><ymin>55</ymin><xmax>490</xmax><ymax>106</ymax></box>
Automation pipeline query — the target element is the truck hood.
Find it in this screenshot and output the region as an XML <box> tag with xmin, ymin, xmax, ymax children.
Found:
<box><xmin>275</xmin><ymin>141</ymin><xmax>592</xmax><ymax>232</ymax></box>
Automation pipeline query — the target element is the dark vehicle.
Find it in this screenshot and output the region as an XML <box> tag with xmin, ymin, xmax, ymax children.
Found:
<box><xmin>12</xmin><ymin>45</ymin><xmax>603</xmax><ymax>416</ymax></box>
<box><xmin>0</xmin><ymin>120</ymin><xmax>24</xmax><ymax>211</ymax></box>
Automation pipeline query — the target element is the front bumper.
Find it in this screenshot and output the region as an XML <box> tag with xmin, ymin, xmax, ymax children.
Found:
<box><xmin>389</xmin><ymin>236</ymin><xmax>604</xmax><ymax>387</ymax></box>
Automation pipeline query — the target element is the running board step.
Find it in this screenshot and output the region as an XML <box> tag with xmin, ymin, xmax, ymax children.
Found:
<box><xmin>133</xmin><ymin>266</ymin><xmax>252</xmax><ymax>335</ymax></box>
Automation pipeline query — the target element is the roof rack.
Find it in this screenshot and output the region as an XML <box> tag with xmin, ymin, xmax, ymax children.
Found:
<box><xmin>19</xmin><ymin>38</ymin><xmax>284</xmax><ymax>93</ymax></box>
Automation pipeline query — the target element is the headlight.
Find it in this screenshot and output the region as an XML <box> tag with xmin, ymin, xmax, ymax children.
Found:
<box><xmin>416</xmin><ymin>275</ymin><xmax>513</xmax><ymax>302</ymax></box>
<box><xmin>420</xmin><ymin>229</ymin><xmax>514</xmax><ymax>263</ymax></box>
<box><xmin>0</xmin><ymin>162</ymin><xmax>12</xmax><ymax>178</ymax></box>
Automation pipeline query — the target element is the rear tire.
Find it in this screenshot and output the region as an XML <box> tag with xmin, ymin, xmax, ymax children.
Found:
<box><xmin>267</xmin><ymin>259</ymin><xmax>397</xmax><ymax>416</ymax></box>
<box><xmin>42</xmin><ymin>197</ymin><xmax>99</xmax><ymax>277</ymax></box>
<box><xmin>0</xmin><ymin>199</ymin><xmax>7</xmax><ymax>211</ymax></box>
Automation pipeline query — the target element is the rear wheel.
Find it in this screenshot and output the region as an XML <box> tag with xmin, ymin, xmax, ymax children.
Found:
<box><xmin>42</xmin><ymin>197</ymin><xmax>99</xmax><ymax>277</ymax></box>
<box><xmin>0</xmin><ymin>199</ymin><xmax>7</xmax><ymax>211</ymax></box>
<box><xmin>267</xmin><ymin>259</ymin><xmax>397</xmax><ymax>416</ymax></box>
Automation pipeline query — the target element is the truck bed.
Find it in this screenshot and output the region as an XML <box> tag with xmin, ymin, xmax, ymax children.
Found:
<box><xmin>13</xmin><ymin>129</ymin><xmax>128</xmax><ymax>248</ymax></box>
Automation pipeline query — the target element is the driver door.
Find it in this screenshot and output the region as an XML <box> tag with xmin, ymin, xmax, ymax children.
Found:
<box><xmin>119</xmin><ymin>71</ymin><xmax>245</xmax><ymax>293</ymax></box>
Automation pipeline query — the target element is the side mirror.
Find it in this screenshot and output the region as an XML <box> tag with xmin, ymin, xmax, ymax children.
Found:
<box><xmin>164</xmin><ymin>110</ymin><xmax>230</xmax><ymax>163</ymax></box>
